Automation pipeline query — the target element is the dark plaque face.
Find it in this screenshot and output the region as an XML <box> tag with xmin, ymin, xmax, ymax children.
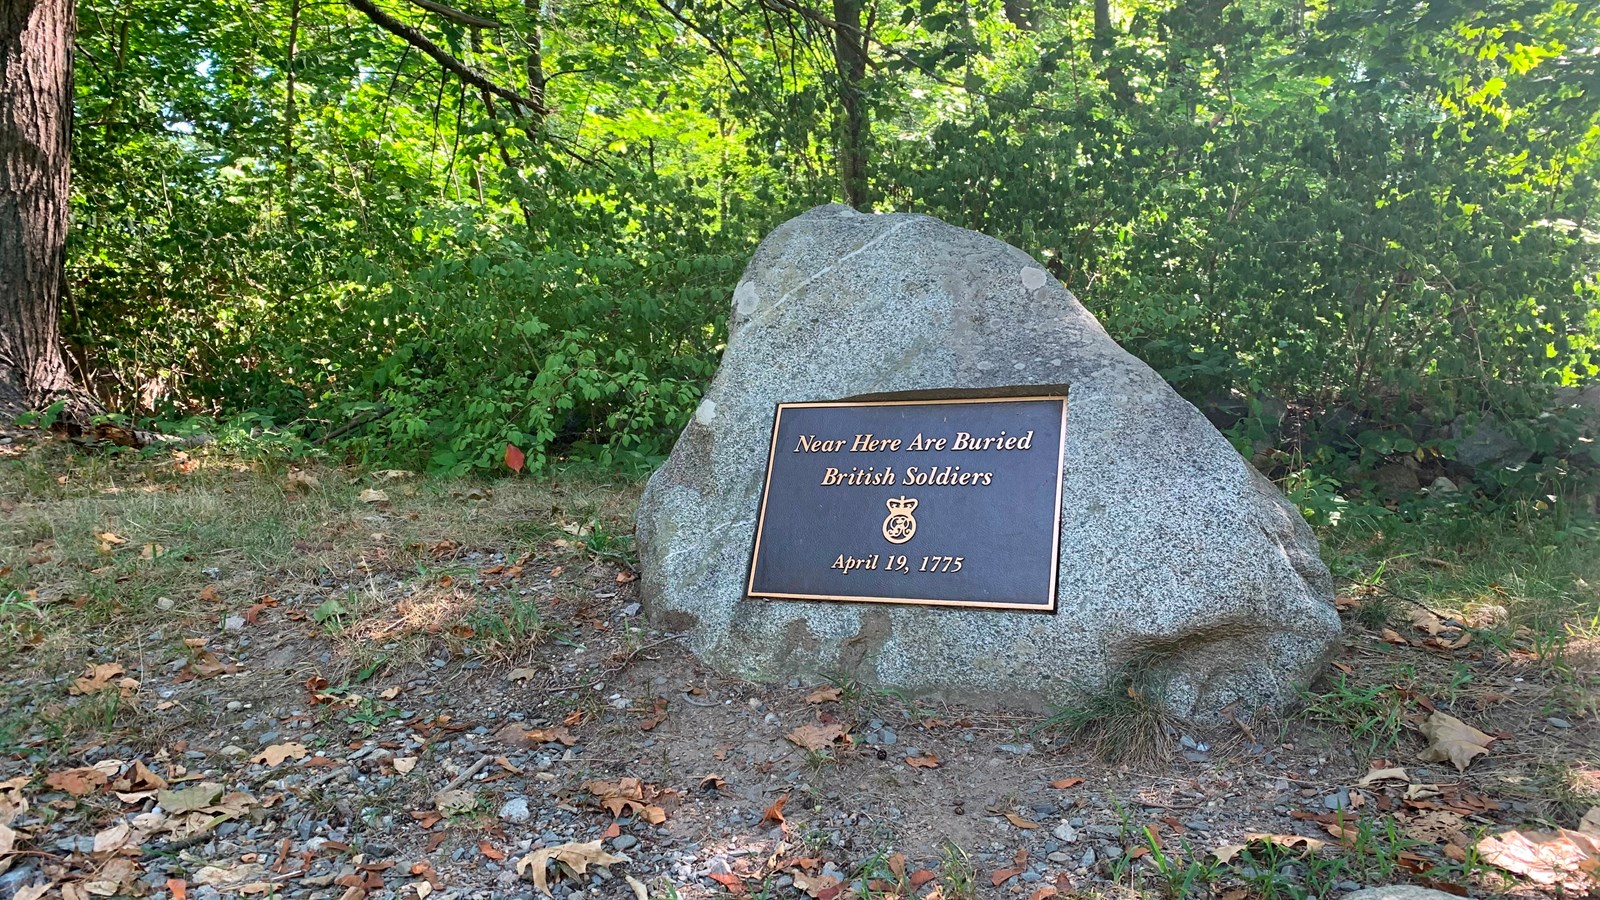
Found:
<box><xmin>747</xmin><ymin>394</ymin><xmax>1068</xmax><ymax>611</ymax></box>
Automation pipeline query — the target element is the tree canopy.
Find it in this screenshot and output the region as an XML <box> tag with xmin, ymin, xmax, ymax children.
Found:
<box><xmin>49</xmin><ymin>0</ymin><xmax>1600</xmax><ymax>478</ymax></box>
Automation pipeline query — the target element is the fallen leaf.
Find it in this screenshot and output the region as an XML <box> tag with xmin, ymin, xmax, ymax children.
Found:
<box><xmin>709</xmin><ymin>872</ymin><xmax>747</xmax><ymax>895</ymax></box>
<box><xmin>480</xmin><ymin>841</ymin><xmax>507</xmax><ymax>861</ymax></box>
<box><xmin>1409</xmin><ymin>609</ymin><xmax>1445</xmax><ymax>636</ymax></box>
<box><xmin>760</xmin><ymin>793</ymin><xmax>789</xmax><ymax>829</ymax></box>
<box><xmin>198</xmin><ymin>584</ymin><xmax>220</xmax><ymax>603</ymax></box>
<box><xmin>624</xmin><ymin>874</ymin><xmax>649</xmax><ymax>900</ymax></box>
<box><xmin>1358</xmin><ymin>767</ymin><xmax>1410</xmax><ymax>786</ymax></box>
<box><xmin>906</xmin><ymin>754</ymin><xmax>940</xmax><ymax>769</ymax></box>
<box><xmin>507</xmin><ymin>668</ymin><xmax>539</xmax><ymax>682</ymax></box>
<box><xmin>1417</xmin><ymin>712</ymin><xmax>1493</xmax><ymax>772</ymax></box>
<box><xmin>140</xmin><ymin>543</ymin><xmax>166</xmax><ymax>559</ymax></box>
<box><xmin>1215</xmin><ymin>832</ymin><xmax>1330</xmax><ymax>863</ymax></box>
<box><xmin>805</xmin><ymin>686</ymin><xmax>843</xmax><ymax>704</ymax></box>
<box><xmin>785</xmin><ymin>722</ymin><xmax>851</xmax><ymax>752</ymax></box>
<box><xmin>166</xmin><ymin>879</ymin><xmax>188</xmax><ymax>900</ymax></box>
<box><xmin>1005</xmin><ymin>812</ymin><xmax>1040</xmax><ymax>829</ymax></box>
<box><xmin>433</xmin><ymin>789</ymin><xmax>476</xmax><ymax>815</ymax></box>
<box><xmin>158</xmin><ymin>783</ymin><xmax>224</xmax><ymax>814</ymax></box>
<box><xmin>496</xmin><ymin>723</ymin><xmax>577</xmax><ymax>748</ymax></box>
<box><xmin>699</xmin><ymin>775</ymin><xmax>727</xmax><ymax>791</ymax></box>
<box><xmin>393</xmin><ymin>757</ymin><xmax>418</xmax><ymax>774</ymax></box>
<box><xmin>584</xmin><ymin>778</ymin><xmax>673</xmax><ymax>824</ymax></box>
<box><xmin>1477</xmin><ymin>827</ymin><xmax>1600</xmax><ymax>887</ymax></box>
<box><xmin>358</xmin><ymin>488</ymin><xmax>389</xmax><ymax>504</ymax></box>
<box><xmin>992</xmin><ymin>867</ymin><xmax>1024</xmax><ymax>886</ymax></box>
<box><xmin>909</xmin><ymin>870</ymin><xmax>937</xmax><ymax>888</ymax></box>
<box><xmin>792</xmin><ymin>872</ymin><xmax>840</xmax><ymax>899</ymax></box>
<box><xmin>193</xmin><ymin>864</ymin><xmax>267</xmax><ymax>889</ymax></box>
<box><xmin>92</xmin><ymin>821</ymin><xmax>134</xmax><ymax>854</ymax></box>
<box><xmin>1049</xmin><ymin>777</ymin><xmax>1085</xmax><ymax>790</ymax></box>
<box><xmin>71</xmin><ymin>662</ymin><xmax>126</xmax><ymax>696</ymax></box>
<box><xmin>1404</xmin><ymin>783</ymin><xmax>1443</xmax><ymax>801</ymax></box>
<box><xmin>45</xmin><ymin>766</ymin><xmax>109</xmax><ymax>797</ymax></box>
<box><xmin>505</xmin><ymin>444</ymin><xmax>526</xmax><ymax>474</ymax></box>
<box><xmin>1404</xmin><ymin>810</ymin><xmax>1469</xmax><ymax>846</ymax></box>
<box><xmin>250</xmin><ymin>743</ymin><xmax>309</xmax><ymax>767</ymax></box>
<box><xmin>516</xmin><ymin>840</ymin><xmax>629</xmax><ymax>897</ymax></box>
<box><xmin>638</xmin><ymin>698</ymin><xmax>669</xmax><ymax>731</ymax></box>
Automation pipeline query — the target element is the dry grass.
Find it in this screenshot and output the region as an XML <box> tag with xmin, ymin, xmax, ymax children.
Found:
<box><xmin>0</xmin><ymin>439</ymin><xmax>642</xmax><ymax>751</ymax></box>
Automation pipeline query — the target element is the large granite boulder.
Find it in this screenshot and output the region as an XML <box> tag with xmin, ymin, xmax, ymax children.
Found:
<box><xmin>636</xmin><ymin>205</ymin><xmax>1340</xmax><ymax>721</ymax></box>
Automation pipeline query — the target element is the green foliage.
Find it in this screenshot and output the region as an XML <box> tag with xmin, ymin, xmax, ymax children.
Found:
<box><xmin>60</xmin><ymin>0</ymin><xmax>1600</xmax><ymax>481</ymax></box>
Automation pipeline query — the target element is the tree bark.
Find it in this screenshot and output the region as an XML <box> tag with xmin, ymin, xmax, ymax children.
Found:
<box><xmin>0</xmin><ymin>0</ymin><xmax>81</xmax><ymax>419</ymax></box>
<box><xmin>1091</xmin><ymin>0</ymin><xmax>1133</xmax><ymax>105</ymax></box>
<box><xmin>831</xmin><ymin>0</ymin><xmax>869</xmax><ymax>209</ymax></box>
<box><xmin>524</xmin><ymin>0</ymin><xmax>546</xmax><ymax>128</ymax></box>
<box><xmin>284</xmin><ymin>0</ymin><xmax>301</xmax><ymax>232</ymax></box>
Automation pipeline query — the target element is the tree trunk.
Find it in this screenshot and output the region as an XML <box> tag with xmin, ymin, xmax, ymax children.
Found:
<box><xmin>524</xmin><ymin>0</ymin><xmax>546</xmax><ymax>127</ymax></box>
<box><xmin>284</xmin><ymin>0</ymin><xmax>300</xmax><ymax>232</ymax></box>
<box><xmin>0</xmin><ymin>0</ymin><xmax>81</xmax><ymax>419</ymax></box>
<box><xmin>832</xmin><ymin>0</ymin><xmax>869</xmax><ymax>209</ymax></box>
<box><xmin>1091</xmin><ymin>0</ymin><xmax>1133</xmax><ymax>105</ymax></box>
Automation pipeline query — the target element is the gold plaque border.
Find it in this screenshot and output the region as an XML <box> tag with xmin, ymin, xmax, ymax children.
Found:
<box><xmin>745</xmin><ymin>393</ymin><xmax>1069</xmax><ymax>612</ymax></box>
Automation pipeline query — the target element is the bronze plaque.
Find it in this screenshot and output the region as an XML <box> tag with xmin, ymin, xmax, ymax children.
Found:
<box><xmin>747</xmin><ymin>393</ymin><xmax>1068</xmax><ymax>611</ymax></box>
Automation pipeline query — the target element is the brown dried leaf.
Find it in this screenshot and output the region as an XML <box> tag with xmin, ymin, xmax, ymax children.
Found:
<box><xmin>250</xmin><ymin>743</ymin><xmax>309</xmax><ymax>767</ymax></box>
<box><xmin>1476</xmin><ymin>827</ymin><xmax>1600</xmax><ymax>887</ymax></box>
<box><xmin>45</xmin><ymin>766</ymin><xmax>109</xmax><ymax>797</ymax></box>
<box><xmin>992</xmin><ymin>867</ymin><xmax>1024</xmax><ymax>886</ymax></box>
<box><xmin>71</xmin><ymin>663</ymin><xmax>125</xmax><ymax>696</ymax></box>
<box><xmin>1417</xmin><ymin>712</ymin><xmax>1493</xmax><ymax>772</ymax></box>
<box><xmin>906</xmin><ymin>754</ymin><xmax>940</xmax><ymax>769</ymax></box>
<box><xmin>761</xmin><ymin>793</ymin><xmax>789</xmax><ymax>829</ymax></box>
<box><xmin>1049</xmin><ymin>777</ymin><xmax>1085</xmax><ymax>790</ymax></box>
<box><xmin>1216</xmin><ymin>832</ymin><xmax>1330</xmax><ymax>863</ymax></box>
<box><xmin>516</xmin><ymin>840</ymin><xmax>628</xmax><ymax>897</ymax></box>
<box><xmin>804</xmin><ymin>686</ymin><xmax>842</xmax><ymax>704</ymax></box>
<box><xmin>583</xmin><ymin>777</ymin><xmax>674</xmax><ymax>824</ymax></box>
<box><xmin>793</xmin><ymin>872</ymin><xmax>841</xmax><ymax>899</ymax></box>
<box><xmin>1404</xmin><ymin>810</ymin><xmax>1469</xmax><ymax>846</ymax></box>
<box><xmin>496</xmin><ymin>724</ymin><xmax>577</xmax><ymax>748</ymax></box>
<box><xmin>1005</xmin><ymin>812</ymin><xmax>1040</xmax><ymax>830</ymax></box>
<box><xmin>785</xmin><ymin>722</ymin><xmax>851</xmax><ymax>752</ymax></box>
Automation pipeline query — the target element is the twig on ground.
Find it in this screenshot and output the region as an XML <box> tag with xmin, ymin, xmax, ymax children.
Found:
<box><xmin>436</xmin><ymin>754</ymin><xmax>492</xmax><ymax>795</ymax></box>
<box><xmin>1338</xmin><ymin>576</ymin><xmax>1452</xmax><ymax>621</ymax></box>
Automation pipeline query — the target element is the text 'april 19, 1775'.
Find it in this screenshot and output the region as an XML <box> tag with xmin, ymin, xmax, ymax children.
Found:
<box><xmin>747</xmin><ymin>393</ymin><xmax>1068</xmax><ymax>611</ymax></box>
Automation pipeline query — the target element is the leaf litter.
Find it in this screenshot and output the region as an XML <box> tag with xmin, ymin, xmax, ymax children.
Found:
<box><xmin>1</xmin><ymin>464</ymin><xmax>1592</xmax><ymax>900</ymax></box>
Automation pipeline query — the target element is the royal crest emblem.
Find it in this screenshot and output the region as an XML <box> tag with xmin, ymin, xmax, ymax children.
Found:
<box><xmin>881</xmin><ymin>496</ymin><xmax>919</xmax><ymax>544</ymax></box>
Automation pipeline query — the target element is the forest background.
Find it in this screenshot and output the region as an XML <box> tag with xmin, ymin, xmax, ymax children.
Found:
<box><xmin>12</xmin><ymin>0</ymin><xmax>1600</xmax><ymax>507</ymax></box>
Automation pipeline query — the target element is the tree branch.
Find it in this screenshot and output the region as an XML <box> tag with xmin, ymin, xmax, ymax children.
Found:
<box><xmin>346</xmin><ymin>0</ymin><xmax>544</xmax><ymax>115</ymax></box>
<box><xmin>407</xmin><ymin>0</ymin><xmax>502</xmax><ymax>29</ymax></box>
